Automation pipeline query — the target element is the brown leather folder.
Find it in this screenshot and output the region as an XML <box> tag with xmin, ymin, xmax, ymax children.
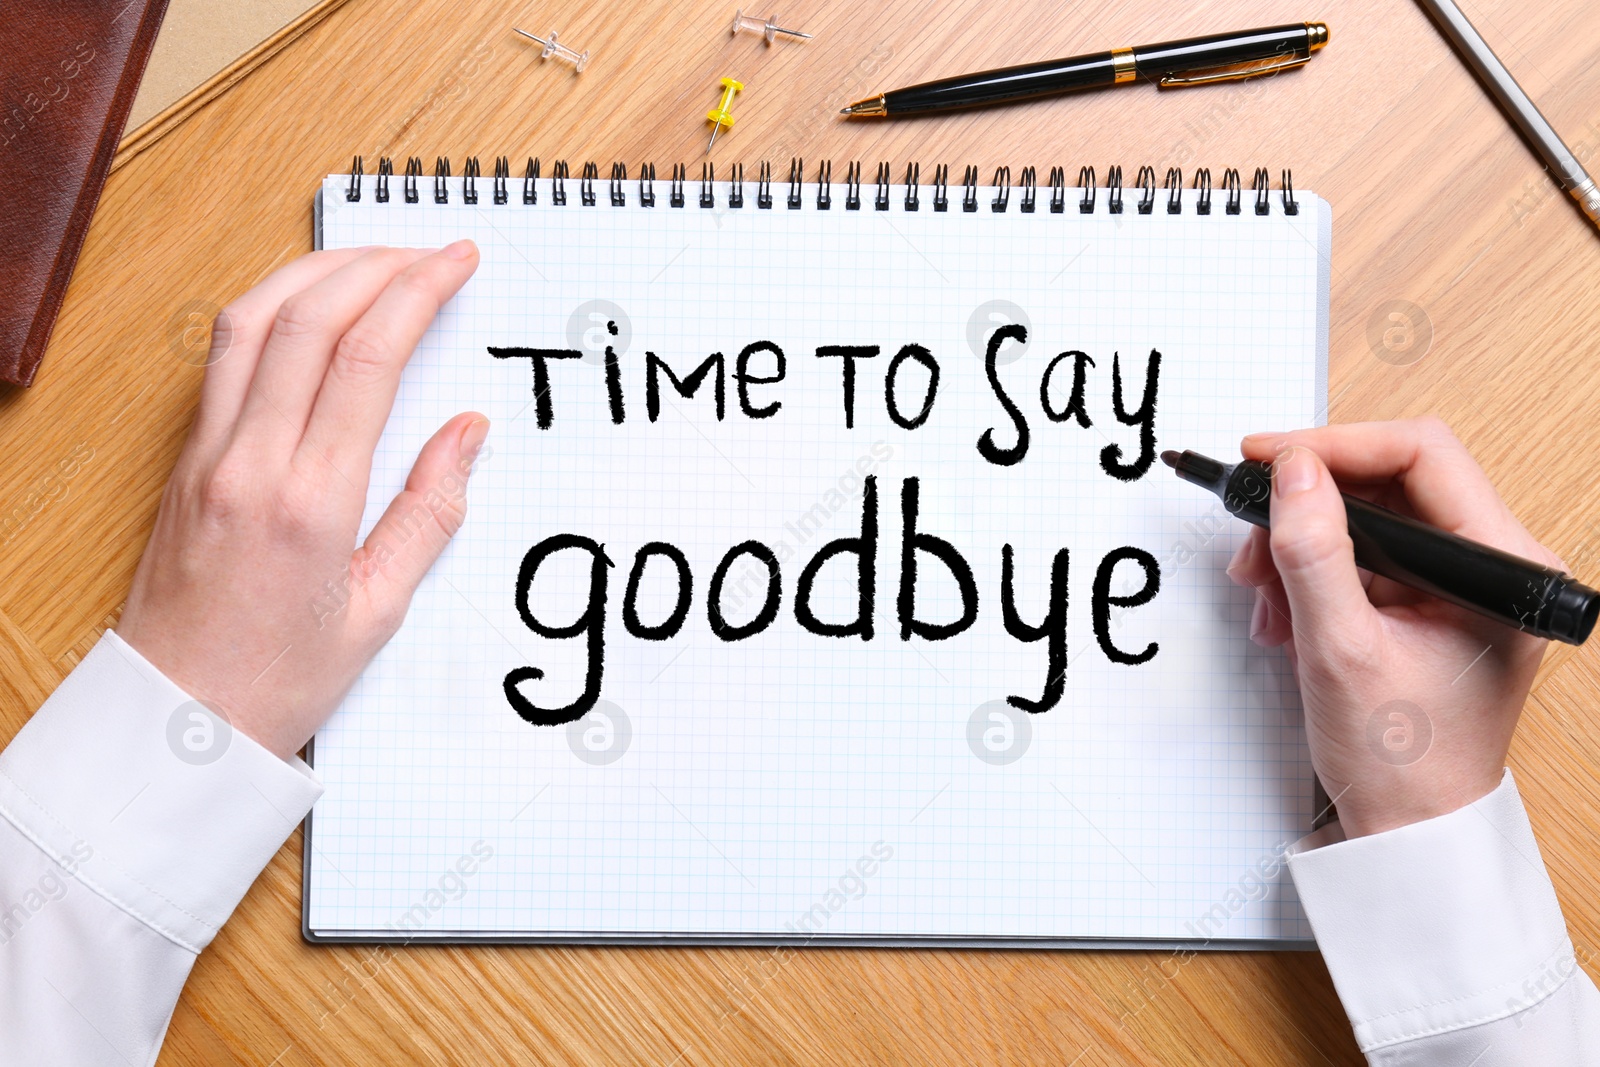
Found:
<box><xmin>0</xmin><ymin>0</ymin><xmax>171</xmax><ymax>387</ymax></box>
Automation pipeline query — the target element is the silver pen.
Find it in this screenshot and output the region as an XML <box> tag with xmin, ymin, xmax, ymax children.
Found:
<box><xmin>1415</xmin><ymin>0</ymin><xmax>1600</xmax><ymax>230</ymax></box>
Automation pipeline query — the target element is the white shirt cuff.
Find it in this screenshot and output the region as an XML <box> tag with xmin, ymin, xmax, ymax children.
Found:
<box><xmin>0</xmin><ymin>631</ymin><xmax>322</xmax><ymax>954</ymax></box>
<box><xmin>1287</xmin><ymin>769</ymin><xmax>1571</xmax><ymax>1052</ymax></box>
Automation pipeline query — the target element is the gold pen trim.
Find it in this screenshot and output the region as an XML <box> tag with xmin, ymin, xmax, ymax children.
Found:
<box><xmin>840</xmin><ymin>94</ymin><xmax>887</xmax><ymax>116</ymax></box>
<box><xmin>1158</xmin><ymin>53</ymin><xmax>1311</xmax><ymax>88</ymax></box>
<box><xmin>1160</xmin><ymin>21</ymin><xmax>1327</xmax><ymax>88</ymax></box>
<box><xmin>1111</xmin><ymin>47</ymin><xmax>1138</xmax><ymax>84</ymax></box>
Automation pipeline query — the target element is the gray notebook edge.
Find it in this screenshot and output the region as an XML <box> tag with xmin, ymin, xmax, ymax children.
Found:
<box><xmin>1316</xmin><ymin>195</ymin><xmax>1333</xmax><ymax>428</ymax></box>
<box><xmin>299</xmin><ymin>181</ymin><xmax>1331</xmax><ymax>952</ymax></box>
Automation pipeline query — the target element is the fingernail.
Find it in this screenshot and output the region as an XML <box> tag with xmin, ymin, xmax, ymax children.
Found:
<box><xmin>460</xmin><ymin>418</ymin><xmax>490</xmax><ymax>463</ymax></box>
<box><xmin>1273</xmin><ymin>446</ymin><xmax>1318</xmax><ymax>497</ymax></box>
<box><xmin>1226</xmin><ymin>536</ymin><xmax>1255</xmax><ymax>583</ymax></box>
<box><xmin>1249</xmin><ymin>595</ymin><xmax>1271</xmax><ymax>645</ymax></box>
<box><xmin>1242</xmin><ymin>432</ymin><xmax>1286</xmax><ymax>456</ymax></box>
<box><xmin>441</xmin><ymin>238</ymin><xmax>477</xmax><ymax>261</ymax></box>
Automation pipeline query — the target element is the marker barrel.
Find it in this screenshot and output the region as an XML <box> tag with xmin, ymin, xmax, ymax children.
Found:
<box><xmin>1210</xmin><ymin>458</ymin><xmax>1598</xmax><ymax>646</ymax></box>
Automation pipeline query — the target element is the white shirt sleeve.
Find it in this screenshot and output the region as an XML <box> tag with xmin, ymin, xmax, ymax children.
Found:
<box><xmin>1288</xmin><ymin>768</ymin><xmax>1600</xmax><ymax>1065</ymax></box>
<box><xmin>0</xmin><ymin>631</ymin><xmax>322</xmax><ymax>1066</ymax></box>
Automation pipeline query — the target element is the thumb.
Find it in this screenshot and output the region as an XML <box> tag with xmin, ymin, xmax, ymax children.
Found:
<box><xmin>353</xmin><ymin>413</ymin><xmax>489</xmax><ymax>632</ymax></box>
<box><xmin>1265</xmin><ymin>446</ymin><xmax>1378</xmax><ymax>657</ymax></box>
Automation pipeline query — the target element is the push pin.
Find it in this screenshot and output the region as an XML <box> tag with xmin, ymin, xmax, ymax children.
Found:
<box><xmin>513</xmin><ymin>28</ymin><xmax>589</xmax><ymax>72</ymax></box>
<box><xmin>705</xmin><ymin>76</ymin><xmax>743</xmax><ymax>153</ymax></box>
<box><xmin>729</xmin><ymin>8</ymin><xmax>813</xmax><ymax>45</ymax></box>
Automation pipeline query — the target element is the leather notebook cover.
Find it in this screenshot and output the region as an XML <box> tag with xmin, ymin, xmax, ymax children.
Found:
<box><xmin>0</xmin><ymin>0</ymin><xmax>171</xmax><ymax>387</ymax></box>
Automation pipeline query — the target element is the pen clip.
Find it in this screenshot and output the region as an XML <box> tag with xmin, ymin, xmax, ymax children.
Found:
<box><xmin>1157</xmin><ymin>53</ymin><xmax>1310</xmax><ymax>88</ymax></box>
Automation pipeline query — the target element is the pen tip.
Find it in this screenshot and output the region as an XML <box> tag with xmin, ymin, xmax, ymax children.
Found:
<box><xmin>1160</xmin><ymin>450</ymin><xmax>1181</xmax><ymax>469</ymax></box>
<box><xmin>839</xmin><ymin>106</ymin><xmax>853</xmax><ymax>115</ymax></box>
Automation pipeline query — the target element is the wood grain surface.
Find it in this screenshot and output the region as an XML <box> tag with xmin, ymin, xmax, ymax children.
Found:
<box><xmin>4</xmin><ymin>0</ymin><xmax>1600</xmax><ymax>1062</ymax></box>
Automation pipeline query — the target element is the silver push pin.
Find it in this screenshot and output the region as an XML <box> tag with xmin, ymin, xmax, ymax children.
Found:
<box><xmin>729</xmin><ymin>8</ymin><xmax>812</xmax><ymax>45</ymax></box>
<box><xmin>514</xmin><ymin>28</ymin><xmax>590</xmax><ymax>72</ymax></box>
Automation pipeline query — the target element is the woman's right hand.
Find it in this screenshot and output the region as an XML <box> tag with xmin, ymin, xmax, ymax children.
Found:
<box><xmin>1225</xmin><ymin>418</ymin><xmax>1562</xmax><ymax>837</ymax></box>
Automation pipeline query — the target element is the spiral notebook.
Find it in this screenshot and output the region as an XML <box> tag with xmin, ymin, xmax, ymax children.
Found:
<box><xmin>304</xmin><ymin>157</ymin><xmax>1330</xmax><ymax>948</ymax></box>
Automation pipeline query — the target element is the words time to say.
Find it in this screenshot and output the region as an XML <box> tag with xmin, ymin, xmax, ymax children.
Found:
<box><xmin>489</xmin><ymin>324</ymin><xmax>1167</xmax><ymax>726</ymax></box>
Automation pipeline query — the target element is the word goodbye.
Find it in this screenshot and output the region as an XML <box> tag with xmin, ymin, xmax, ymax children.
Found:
<box><xmin>503</xmin><ymin>477</ymin><xmax>1159</xmax><ymax>726</ymax></box>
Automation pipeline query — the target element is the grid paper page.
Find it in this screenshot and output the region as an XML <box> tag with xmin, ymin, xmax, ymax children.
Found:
<box><xmin>309</xmin><ymin>170</ymin><xmax>1328</xmax><ymax>945</ymax></box>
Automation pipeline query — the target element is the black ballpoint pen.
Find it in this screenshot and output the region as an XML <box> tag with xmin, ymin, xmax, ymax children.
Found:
<box><xmin>841</xmin><ymin>22</ymin><xmax>1329</xmax><ymax>117</ymax></box>
<box><xmin>1162</xmin><ymin>450</ymin><xmax>1599</xmax><ymax>646</ymax></box>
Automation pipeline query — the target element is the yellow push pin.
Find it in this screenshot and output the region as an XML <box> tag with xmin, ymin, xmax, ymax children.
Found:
<box><xmin>705</xmin><ymin>77</ymin><xmax>743</xmax><ymax>154</ymax></box>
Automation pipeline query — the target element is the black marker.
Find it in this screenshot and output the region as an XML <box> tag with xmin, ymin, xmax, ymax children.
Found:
<box><xmin>1162</xmin><ymin>450</ymin><xmax>1599</xmax><ymax>645</ymax></box>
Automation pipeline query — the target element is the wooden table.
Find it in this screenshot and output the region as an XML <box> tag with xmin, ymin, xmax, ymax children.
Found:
<box><xmin>4</xmin><ymin>0</ymin><xmax>1600</xmax><ymax>1062</ymax></box>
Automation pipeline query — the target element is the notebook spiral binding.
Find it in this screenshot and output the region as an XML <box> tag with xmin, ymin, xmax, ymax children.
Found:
<box><xmin>343</xmin><ymin>156</ymin><xmax>1300</xmax><ymax>217</ymax></box>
